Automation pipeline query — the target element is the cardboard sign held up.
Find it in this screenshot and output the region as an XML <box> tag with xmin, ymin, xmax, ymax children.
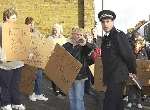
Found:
<box><xmin>19</xmin><ymin>65</ymin><xmax>36</xmax><ymax>95</ymax></box>
<box><xmin>45</xmin><ymin>44</ymin><xmax>82</xmax><ymax>94</ymax></box>
<box><xmin>94</xmin><ymin>57</ymin><xmax>106</xmax><ymax>92</ymax></box>
<box><xmin>24</xmin><ymin>36</ymin><xmax>55</xmax><ymax>69</ymax></box>
<box><xmin>2</xmin><ymin>22</ymin><xmax>31</xmax><ymax>61</ymax></box>
<box><xmin>2</xmin><ymin>22</ymin><xmax>55</xmax><ymax>69</ymax></box>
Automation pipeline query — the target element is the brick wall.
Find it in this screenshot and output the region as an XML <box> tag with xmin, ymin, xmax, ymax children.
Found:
<box><xmin>0</xmin><ymin>0</ymin><xmax>94</xmax><ymax>36</ymax></box>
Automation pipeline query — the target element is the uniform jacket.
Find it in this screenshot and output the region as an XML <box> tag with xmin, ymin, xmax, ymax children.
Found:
<box><xmin>101</xmin><ymin>27</ymin><xmax>136</xmax><ymax>85</ymax></box>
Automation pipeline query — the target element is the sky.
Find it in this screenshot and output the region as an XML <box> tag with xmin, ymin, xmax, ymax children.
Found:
<box><xmin>94</xmin><ymin>0</ymin><xmax>150</xmax><ymax>33</ymax></box>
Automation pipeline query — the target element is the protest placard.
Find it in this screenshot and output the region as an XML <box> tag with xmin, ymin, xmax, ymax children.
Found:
<box><xmin>24</xmin><ymin>36</ymin><xmax>55</xmax><ymax>69</ymax></box>
<box><xmin>45</xmin><ymin>44</ymin><xmax>82</xmax><ymax>94</ymax></box>
<box><xmin>94</xmin><ymin>57</ymin><xmax>106</xmax><ymax>92</ymax></box>
<box><xmin>2</xmin><ymin>22</ymin><xmax>31</xmax><ymax>61</ymax></box>
<box><xmin>19</xmin><ymin>65</ymin><xmax>36</xmax><ymax>95</ymax></box>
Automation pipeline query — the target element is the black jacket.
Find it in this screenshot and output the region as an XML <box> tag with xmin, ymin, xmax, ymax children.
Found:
<box><xmin>101</xmin><ymin>27</ymin><xmax>136</xmax><ymax>85</ymax></box>
<box><xmin>63</xmin><ymin>42</ymin><xmax>95</xmax><ymax>80</ymax></box>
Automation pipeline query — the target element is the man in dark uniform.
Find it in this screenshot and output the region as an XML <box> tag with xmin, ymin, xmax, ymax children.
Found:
<box><xmin>98</xmin><ymin>10</ymin><xmax>137</xmax><ymax>110</ymax></box>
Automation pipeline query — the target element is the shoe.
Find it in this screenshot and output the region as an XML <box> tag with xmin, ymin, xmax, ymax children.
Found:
<box><xmin>54</xmin><ymin>90</ymin><xmax>60</xmax><ymax>96</ymax></box>
<box><xmin>57</xmin><ymin>94</ymin><xmax>66</xmax><ymax>99</ymax></box>
<box><xmin>59</xmin><ymin>91</ymin><xmax>66</xmax><ymax>96</ymax></box>
<box><xmin>29</xmin><ymin>93</ymin><xmax>37</xmax><ymax>101</ymax></box>
<box><xmin>137</xmin><ymin>103</ymin><xmax>143</xmax><ymax>109</ymax></box>
<box><xmin>36</xmin><ymin>94</ymin><xmax>48</xmax><ymax>101</ymax></box>
<box><xmin>12</xmin><ymin>104</ymin><xmax>25</xmax><ymax>110</ymax></box>
<box><xmin>1</xmin><ymin>105</ymin><xmax>12</xmax><ymax>110</ymax></box>
<box><xmin>127</xmin><ymin>103</ymin><xmax>132</xmax><ymax>108</ymax></box>
<box><xmin>123</xmin><ymin>96</ymin><xmax>128</xmax><ymax>102</ymax></box>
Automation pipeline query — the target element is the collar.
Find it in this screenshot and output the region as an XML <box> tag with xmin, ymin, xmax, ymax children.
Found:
<box><xmin>104</xmin><ymin>32</ymin><xmax>110</xmax><ymax>36</ymax></box>
<box><xmin>104</xmin><ymin>27</ymin><xmax>116</xmax><ymax>37</ymax></box>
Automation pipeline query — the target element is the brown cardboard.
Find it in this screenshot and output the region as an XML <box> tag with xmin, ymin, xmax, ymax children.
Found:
<box><xmin>2</xmin><ymin>22</ymin><xmax>55</xmax><ymax>69</ymax></box>
<box><xmin>45</xmin><ymin>44</ymin><xmax>82</xmax><ymax>94</ymax></box>
<box><xmin>2</xmin><ymin>22</ymin><xmax>31</xmax><ymax>61</ymax></box>
<box><xmin>19</xmin><ymin>65</ymin><xmax>36</xmax><ymax>95</ymax></box>
<box><xmin>94</xmin><ymin>57</ymin><xmax>106</xmax><ymax>92</ymax></box>
<box><xmin>24</xmin><ymin>36</ymin><xmax>55</xmax><ymax>69</ymax></box>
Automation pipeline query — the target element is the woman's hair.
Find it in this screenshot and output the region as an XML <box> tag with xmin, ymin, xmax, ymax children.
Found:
<box><xmin>25</xmin><ymin>17</ymin><xmax>34</xmax><ymax>25</ymax></box>
<box><xmin>52</xmin><ymin>23</ymin><xmax>63</xmax><ymax>34</ymax></box>
<box><xmin>71</xmin><ymin>26</ymin><xmax>83</xmax><ymax>34</ymax></box>
<box><xmin>3</xmin><ymin>8</ymin><xmax>17</xmax><ymax>22</ymax></box>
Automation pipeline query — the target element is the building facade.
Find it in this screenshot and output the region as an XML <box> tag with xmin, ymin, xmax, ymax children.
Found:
<box><xmin>0</xmin><ymin>0</ymin><xmax>94</xmax><ymax>36</ymax></box>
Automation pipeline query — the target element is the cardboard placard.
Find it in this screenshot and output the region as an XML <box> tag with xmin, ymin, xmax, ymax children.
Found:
<box><xmin>19</xmin><ymin>65</ymin><xmax>36</xmax><ymax>95</ymax></box>
<box><xmin>94</xmin><ymin>57</ymin><xmax>106</xmax><ymax>92</ymax></box>
<box><xmin>2</xmin><ymin>22</ymin><xmax>55</xmax><ymax>69</ymax></box>
<box><xmin>24</xmin><ymin>36</ymin><xmax>55</xmax><ymax>69</ymax></box>
<box><xmin>2</xmin><ymin>22</ymin><xmax>31</xmax><ymax>61</ymax></box>
<box><xmin>45</xmin><ymin>44</ymin><xmax>82</xmax><ymax>94</ymax></box>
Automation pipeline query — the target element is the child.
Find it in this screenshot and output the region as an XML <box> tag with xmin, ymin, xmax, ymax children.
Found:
<box><xmin>0</xmin><ymin>8</ymin><xmax>25</xmax><ymax>110</ymax></box>
<box><xmin>25</xmin><ymin>17</ymin><xmax>48</xmax><ymax>102</ymax></box>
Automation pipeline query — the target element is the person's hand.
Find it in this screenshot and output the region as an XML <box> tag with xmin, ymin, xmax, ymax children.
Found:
<box><xmin>129</xmin><ymin>73</ymin><xmax>136</xmax><ymax>78</ymax></box>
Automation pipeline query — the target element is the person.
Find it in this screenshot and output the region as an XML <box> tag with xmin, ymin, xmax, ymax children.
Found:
<box><xmin>25</xmin><ymin>17</ymin><xmax>48</xmax><ymax>102</ymax></box>
<box><xmin>98</xmin><ymin>10</ymin><xmax>137</xmax><ymax>110</ymax></box>
<box><xmin>25</xmin><ymin>17</ymin><xmax>48</xmax><ymax>101</ymax></box>
<box><xmin>49</xmin><ymin>23</ymin><xmax>64</xmax><ymax>39</ymax></box>
<box><xmin>0</xmin><ymin>8</ymin><xmax>25</xmax><ymax>110</ymax></box>
<box><xmin>62</xmin><ymin>26</ymin><xmax>94</xmax><ymax>110</ymax></box>
<box><xmin>127</xmin><ymin>32</ymin><xmax>147</xmax><ymax>109</ymax></box>
<box><xmin>24</xmin><ymin>17</ymin><xmax>42</xmax><ymax>37</ymax></box>
<box><xmin>48</xmin><ymin>23</ymin><xmax>67</xmax><ymax>45</ymax></box>
<box><xmin>48</xmin><ymin>23</ymin><xmax>66</xmax><ymax>98</ymax></box>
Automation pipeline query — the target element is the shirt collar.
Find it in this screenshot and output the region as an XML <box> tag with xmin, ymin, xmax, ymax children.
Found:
<box><xmin>104</xmin><ymin>32</ymin><xmax>110</xmax><ymax>36</ymax></box>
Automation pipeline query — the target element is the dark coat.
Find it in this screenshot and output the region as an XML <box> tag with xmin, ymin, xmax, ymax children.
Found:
<box><xmin>63</xmin><ymin>42</ymin><xmax>95</xmax><ymax>80</ymax></box>
<box><xmin>101</xmin><ymin>27</ymin><xmax>136</xmax><ymax>85</ymax></box>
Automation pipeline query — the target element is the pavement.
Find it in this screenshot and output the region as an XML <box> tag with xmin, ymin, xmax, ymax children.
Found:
<box><xmin>20</xmin><ymin>76</ymin><xmax>150</xmax><ymax>110</ymax></box>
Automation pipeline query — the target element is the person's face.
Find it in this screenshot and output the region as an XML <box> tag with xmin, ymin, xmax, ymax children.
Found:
<box><xmin>72</xmin><ymin>32</ymin><xmax>84</xmax><ymax>42</ymax></box>
<box><xmin>6</xmin><ymin>14</ymin><xmax>17</xmax><ymax>23</ymax></box>
<box><xmin>101</xmin><ymin>18</ymin><xmax>114</xmax><ymax>32</ymax></box>
<box><xmin>28</xmin><ymin>21</ymin><xmax>35</xmax><ymax>29</ymax></box>
<box><xmin>92</xmin><ymin>28</ymin><xmax>96</xmax><ymax>35</ymax></box>
<box><xmin>52</xmin><ymin>28</ymin><xmax>58</xmax><ymax>34</ymax></box>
